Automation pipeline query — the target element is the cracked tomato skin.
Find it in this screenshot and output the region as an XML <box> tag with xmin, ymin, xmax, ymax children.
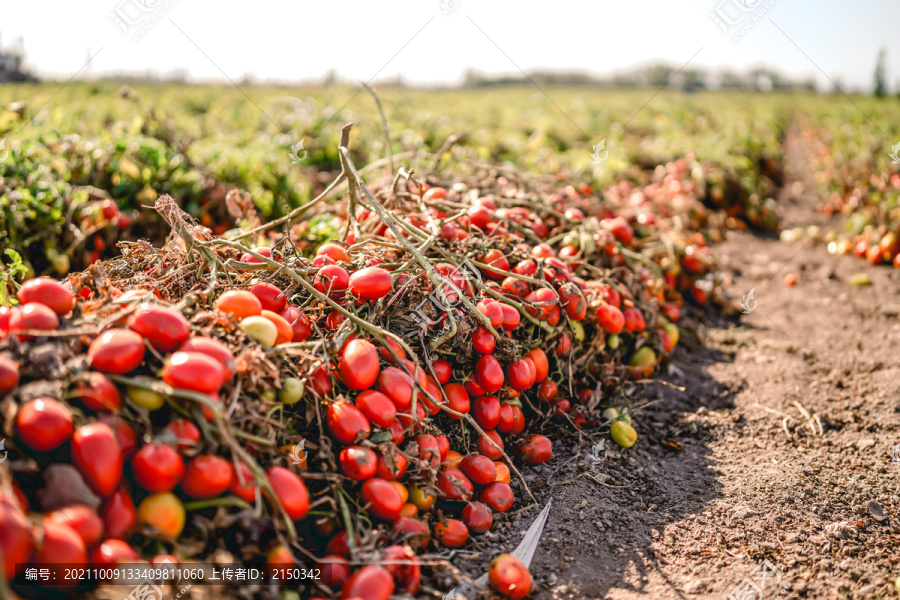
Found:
<box><xmin>489</xmin><ymin>553</ymin><xmax>532</xmax><ymax>599</ymax></box>
<box><xmin>380</xmin><ymin>544</ymin><xmax>420</xmax><ymax>595</ymax></box>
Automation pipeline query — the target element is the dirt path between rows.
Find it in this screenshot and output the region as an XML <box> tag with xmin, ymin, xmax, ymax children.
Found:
<box><xmin>518</xmin><ymin>126</ymin><xmax>900</xmax><ymax>600</ymax></box>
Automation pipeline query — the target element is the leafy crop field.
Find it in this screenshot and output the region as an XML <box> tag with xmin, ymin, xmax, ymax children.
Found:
<box><xmin>0</xmin><ymin>83</ymin><xmax>899</xmax><ymax>600</ymax></box>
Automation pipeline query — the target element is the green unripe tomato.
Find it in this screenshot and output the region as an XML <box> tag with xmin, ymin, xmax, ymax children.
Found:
<box><xmin>607</xmin><ymin>334</ymin><xmax>620</xmax><ymax>349</ymax></box>
<box><xmin>127</xmin><ymin>378</ymin><xmax>166</xmax><ymax>411</ymax></box>
<box><xmin>279</xmin><ymin>377</ymin><xmax>304</xmax><ymax>405</ymax></box>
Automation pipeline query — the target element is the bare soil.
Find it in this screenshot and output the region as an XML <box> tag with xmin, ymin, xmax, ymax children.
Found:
<box><xmin>476</xmin><ymin>128</ymin><xmax>900</xmax><ymax>600</ymax></box>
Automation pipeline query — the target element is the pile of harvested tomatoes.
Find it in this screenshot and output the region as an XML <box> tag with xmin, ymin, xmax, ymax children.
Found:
<box><xmin>0</xmin><ymin>147</ymin><xmax>741</xmax><ymax>599</ymax></box>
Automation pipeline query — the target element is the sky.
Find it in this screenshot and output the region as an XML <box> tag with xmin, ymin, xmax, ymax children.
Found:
<box><xmin>0</xmin><ymin>0</ymin><xmax>897</xmax><ymax>92</ymax></box>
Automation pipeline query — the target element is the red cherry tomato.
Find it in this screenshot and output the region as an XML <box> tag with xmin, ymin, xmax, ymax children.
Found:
<box><xmin>471</xmin><ymin>325</ymin><xmax>495</xmax><ymax>354</ymax></box>
<box><xmin>314</xmin><ymin>265</ymin><xmax>350</xmax><ymax>296</ymax></box>
<box><xmin>375</xmin><ymin>448</ymin><xmax>408</xmax><ymax>480</ymax></box>
<box><xmin>477</xmin><ymin>430</ymin><xmax>504</xmax><ymax>460</ymax></box>
<box><xmin>349</xmin><ymin>267</ymin><xmax>393</xmax><ymax>300</ymax></box>
<box><xmin>101</xmin><ymin>488</ymin><xmax>137</xmax><ymax>539</ymax></box>
<box><xmin>339</xmin><ymin>446</ymin><xmax>378</xmax><ymax>480</ymax></box>
<box><xmin>376</xmin><ymin>367</ymin><xmax>415</xmax><ymax>410</ymax></box>
<box><xmin>459</xmin><ymin>455</ymin><xmax>497</xmax><ymax>485</ymax></box>
<box><xmin>129</xmin><ymin>306</ymin><xmax>190</xmax><ymax>353</ymax></box>
<box><xmin>38</xmin><ymin>520</ymin><xmax>87</xmax><ymax>565</ymax></box>
<box><xmin>327</xmin><ymin>402</ymin><xmax>371</xmax><ymax>444</ymax></box>
<box><xmin>597</xmin><ymin>304</ymin><xmax>625</xmax><ymax>334</ymax></box>
<box><xmin>472</xmin><ymin>395</ymin><xmax>501</xmax><ymax>430</ymax></box>
<box><xmin>162</xmin><ymin>351</ymin><xmax>228</xmax><ymax>393</ymax></box>
<box><xmin>18</xmin><ymin>278</ymin><xmax>74</xmax><ymax>316</ymax></box>
<box><xmin>437</xmin><ymin>467</ymin><xmax>474</xmax><ymax>501</ymax></box>
<box><xmin>361</xmin><ymin>478</ymin><xmax>403</xmax><ymax>521</ymax></box>
<box><xmin>434</xmin><ymin>518</ymin><xmax>469</xmax><ymax>547</ymax></box>
<box><xmin>16</xmin><ymin>397</ymin><xmax>73</xmax><ymax>452</ymax></box>
<box><xmin>91</xmin><ymin>538</ymin><xmax>139</xmax><ymax>566</ymax></box>
<box><xmin>280</xmin><ymin>307</ymin><xmax>311</xmax><ymax>342</ymax></box>
<box><xmin>506</xmin><ymin>360</ymin><xmax>535</xmax><ymax>391</ymax></box>
<box><xmin>163</xmin><ymin>419</ymin><xmax>201</xmax><ymax>450</ymax></box>
<box><xmin>88</xmin><ymin>329</ymin><xmax>145</xmax><ymax>374</ymax></box>
<box><xmin>479</xmin><ymin>481</ymin><xmax>514</xmax><ymax>513</ymax></box>
<box><xmin>266</xmin><ymin>467</ymin><xmax>309</xmax><ymax>520</ymax></box>
<box><xmin>9</xmin><ymin>302</ymin><xmax>60</xmax><ymax>338</ymax></box>
<box><xmin>525</xmin><ymin>349</ymin><xmax>549</xmax><ymax>383</ymax></box>
<box><xmin>412</xmin><ymin>434</ymin><xmax>441</xmax><ymax>467</ymax></box>
<box><xmin>45</xmin><ymin>505</ymin><xmax>104</xmax><ymax>547</ymax></box>
<box><xmin>537</xmin><ymin>379</ymin><xmax>558</xmax><ymax>403</ymax></box>
<box><xmin>558</xmin><ymin>282</ymin><xmax>587</xmax><ymax>321</ymax></box>
<box><xmin>0</xmin><ymin>499</ymin><xmax>33</xmax><ymax>578</ymax></box>
<box><xmin>132</xmin><ymin>443</ymin><xmax>185</xmax><ymax>492</ymax></box>
<box><xmin>431</xmin><ymin>359</ymin><xmax>452</xmax><ymax>384</ymax></box>
<box><xmin>381</xmin><ymin>544</ymin><xmax>420</xmax><ymax>595</ymax></box>
<box><xmin>434</xmin><ymin>433</ymin><xmax>450</xmax><ymax>461</ymax></box>
<box><xmin>317</xmin><ymin>243</ymin><xmax>350</xmax><ymax>263</ymax></box>
<box><xmin>180</xmin><ymin>455</ymin><xmax>235</xmax><ymax>499</ymax></box>
<box><xmin>477</xmin><ymin>299</ymin><xmax>504</xmax><ymax>328</ymax></box>
<box><xmin>355</xmin><ymin>390</ymin><xmax>397</xmax><ymax>428</ymax></box>
<box><xmin>341</xmin><ymin>564</ymin><xmax>395</xmax><ymax>600</ymax></box>
<box><xmin>519</xmin><ymin>434</ymin><xmax>553</xmax><ymax>465</ymax></box>
<box><xmin>489</xmin><ymin>553</ymin><xmax>532</xmax><ymax>599</ymax></box>
<box><xmin>339</xmin><ymin>339</ymin><xmax>380</xmax><ymax>391</ymax></box>
<box><xmin>76</xmin><ymin>372</ymin><xmax>122</xmax><ymax>413</ymax></box>
<box><xmin>98</xmin><ymin>415</ymin><xmax>137</xmax><ymax>458</ymax></box>
<box><xmin>71</xmin><ymin>423</ymin><xmax>123</xmax><ymax>497</ymax></box>
<box><xmin>497</xmin><ymin>403</ymin><xmax>524</xmax><ymax>434</ymax></box>
<box><xmin>0</xmin><ymin>356</ymin><xmax>19</xmax><ymax>395</ymax></box>
<box><xmin>462</xmin><ymin>501</ymin><xmax>493</xmax><ymax>534</ymax></box>
<box><xmin>249</xmin><ymin>282</ymin><xmax>287</xmax><ymax>313</ymax></box>
<box><xmin>474</xmin><ymin>355</ymin><xmax>504</xmax><ymax>394</ymax></box>
<box><xmin>500</xmin><ymin>304</ymin><xmax>521</xmax><ymax>331</ymax></box>
<box><xmin>443</xmin><ymin>382</ymin><xmax>470</xmax><ymax>418</ymax></box>
<box><xmin>231</xmin><ymin>462</ymin><xmax>258</xmax><ymax>504</ymax></box>
<box><xmin>178</xmin><ymin>336</ymin><xmax>236</xmax><ymax>378</ymax></box>
<box><xmin>623</xmin><ymin>307</ymin><xmax>646</xmax><ymax>333</ymax></box>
